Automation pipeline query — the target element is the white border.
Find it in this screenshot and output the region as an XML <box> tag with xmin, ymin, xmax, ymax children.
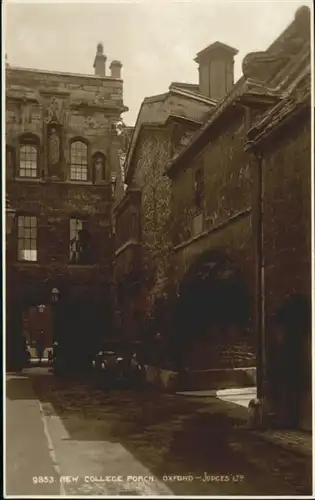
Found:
<box><xmin>2</xmin><ymin>1</ymin><xmax>314</xmax><ymax>499</ymax></box>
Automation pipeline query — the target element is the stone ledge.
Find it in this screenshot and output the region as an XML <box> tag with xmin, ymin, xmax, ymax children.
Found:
<box><xmin>143</xmin><ymin>365</ymin><xmax>256</xmax><ymax>392</ymax></box>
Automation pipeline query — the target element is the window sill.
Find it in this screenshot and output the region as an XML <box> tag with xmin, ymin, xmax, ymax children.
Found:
<box><xmin>66</xmin><ymin>180</ymin><xmax>93</xmax><ymax>185</ymax></box>
<box><xmin>68</xmin><ymin>263</ymin><xmax>97</xmax><ymax>268</ymax></box>
<box><xmin>14</xmin><ymin>177</ymin><xmax>41</xmax><ymax>183</ymax></box>
<box><xmin>65</xmin><ymin>180</ymin><xmax>109</xmax><ymax>186</ymax></box>
<box><xmin>14</xmin><ymin>261</ymin><xmax>39</xmax><ymax>266</ymax></box>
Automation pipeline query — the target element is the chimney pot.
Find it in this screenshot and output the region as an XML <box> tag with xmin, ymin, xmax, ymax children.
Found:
<box><xmin>94</xmin><ymin>42</ymin><xmax>107</xmax><ymax>77</ymax></box>
<box><xmin>195</xmin><ymin>41</ymin><xmax>238</xmax><ymax>101</ymax></box>
<box><xmin>110</xmin><ymin>60</ymin><xmax>122</xmax><ymax>79</ymax></box>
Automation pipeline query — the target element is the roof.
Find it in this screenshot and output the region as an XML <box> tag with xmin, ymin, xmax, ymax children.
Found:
<box><xmin>166</xmin><ymin>78</ymin><xmax>283</xmax><ymax>176</ymax></box>
<box><xmin>170</xmin><ymin>82</ymin><xmax>199</xmax><ymax>93</ymax></box>
<box><xmin>195</xmin><ymin>41</ymin><xmax>239</xmax><ymax>62</ymax></box>
<box><xmin>166</xmin><ymin>7</ymin><xmax>311</xmax><ymax>177</ymax></box>
<box><xmin>246</xmin><ymin>64</ymin><xmax>311</xmax><ymax>148</ymax></box>
<box><xmin>124</xmin><ymin>87</ymin><xmax>216</xmax><ymax>183</ymax></box>
<box><xmin>6</xmin><ymin>65</ymin><xmax>122</xmax><ymax>82</ymax></box>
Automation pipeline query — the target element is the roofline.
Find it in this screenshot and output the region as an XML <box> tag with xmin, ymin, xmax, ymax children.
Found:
<box><xmin>245</xmin><ymin>83</ymin><xmax>310</xmax><ymax>150</ymax></box>
<box><xmin>124</xmin><ymin>87</ymin><xmax>216</xmax><ymax>180</ymax></box>
<box><xmin>170</xmin><ymin>82</ymin><xmax>199</xmax><ymax>89</ymax></box>
<box><xmin>166</xmin><ymin>77</ymin><xmax>283</xmax><ymax>176</ymax></box>
<box><xmin>143</xmin><ymin>87</ymin><xmax>216</xmax><ymax>106</ymax></box>
<box><xmin>245</xmin><ymin>97</ymin><xmax>310</xmax><ymax>151</ymax></box>
<box><xmin>169</xmin><ymin>86</ymin><xmax>217</xmax><ymax>105</ymax></box>
<box><xmin>166</xmin><ymin>113</ymin><xmax>203</xmax><ymax>125</ymax></box>
<box><xmin>195</xmin><ymin>42</ymin><xmax>239</xmax><ymax>62</ymax></box>
<box><xmin>166</xmin><ymin>76</ymin><xmax>245</xmax><ymax>175</ymax></box>
<box><xmin>143</xmin><ymin>93</ymin><xmax>169</xmax><ymax>104</ymax></box>
<box><xmin>6</xmin><ymin>65</ymin><xmax>123</xmax><ymax>83</ymax></box>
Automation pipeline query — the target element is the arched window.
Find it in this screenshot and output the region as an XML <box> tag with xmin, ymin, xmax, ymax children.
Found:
<box><xmin>70</xmin><ymin>140</ymin><xmax>88</xmax><ymax>181</ymax></box>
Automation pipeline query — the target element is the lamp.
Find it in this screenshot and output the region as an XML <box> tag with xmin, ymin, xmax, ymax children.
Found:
<box><xmin>6</xmin><ymin>197</ymin><xmax>16</xmax><ymax>235</ymax></box>
<box><xmin>51</xmin><ymin>287</ymin><xmax>60</xmax><ymax>303</ymax></box>
<box><xmin>38</xmin><ymin>304</ymin><xmax>46</xmax><ymax>313</ymax></box>
<box><xmin>110</xmin><ymin>172</ymin><xmax>117</xmax><ymax>197</ymax></box>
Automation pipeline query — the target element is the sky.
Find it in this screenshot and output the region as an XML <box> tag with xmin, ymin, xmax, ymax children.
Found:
<box><xmin>4</xmin><ymin>0</ymin><xmax>311</xmax><ymax>126</ymax></box>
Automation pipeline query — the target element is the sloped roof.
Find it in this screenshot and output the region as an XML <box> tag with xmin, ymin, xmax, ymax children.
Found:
<box><xmin>169</xmin><ymin>82</ymin><xmax>200</xmax><ymax>94</ymax></box>
<box><xmin>166</xmin><ymin>6</ymin><xmax>311</xmax><ymax>176</ymax></box>
<box><xmin>124</xmin><ymin>87</ymin><xmax>216</xmax><ymax>182</ymax></box>
<box><xmin>246</xmin><ymin>63</ymin><xmax>311</xmax><ymax>147</ymax></box>
<box><xmin>166</xmin><ymin>78</ymin><xmax>283</xmax><ymax>176</ymax></box>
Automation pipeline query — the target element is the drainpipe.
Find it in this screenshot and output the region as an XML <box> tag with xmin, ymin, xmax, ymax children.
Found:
<box><xmin>245</xmin><ymin>147</ymin><xmax>267</xmax><ymax>429</ymax></box>
<box><xmin>254</xmin><ymin>149</ymin><xmax>266</xmax><ymax>405</ymax></box>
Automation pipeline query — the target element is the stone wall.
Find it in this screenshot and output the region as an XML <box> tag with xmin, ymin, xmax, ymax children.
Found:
<box><xmin>256</xmin><ymin>106</ymin><xmax>312</xmax><ymax>431</ymax></box>
<box><xmin>133</xmin><ymin>128</ymin><xmax>173</xmax><ymax>312</ymax></box>
<box><xmin>6</xmin><ymin>67</ymin><xmax>125</xmax><ymax>183</ymax></box>
<box><xmin>170</xmin><ymin>108</ymin><xmax>257</xmax><ymax>370</ymax></box>
<box><xmin>263</xmin><ymin>117</ymin><xmax>311</xmax><ymax>319</ymax></box>
<box><xmin>6</xmin><ymin>66</ymin><xmax>126</xmax><ymax>363</ymax></box>
<box><xmin>172</xmin><ymin>110</ymin><xmax>252</xmax><ymax>248</ymax></box>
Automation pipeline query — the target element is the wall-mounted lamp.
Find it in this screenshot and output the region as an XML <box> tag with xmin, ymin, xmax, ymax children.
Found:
<box><xmin>111</xmin><ymin>172</ymin><xmax>117</xmax><ymax>197</ymax></box>
<box><xmin>6</xmin><ymin>197</ymin><xmax>16</xmax><ymax>235</ymax></box>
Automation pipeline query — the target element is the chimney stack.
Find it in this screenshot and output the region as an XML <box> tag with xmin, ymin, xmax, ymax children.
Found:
<box><xmin>93</xmin><ymin>42</ymin><xmax>107</xmax><ymax>77</ymax></box>
<box><xmin>195</xmin><ymin>42</ymin><xmax>238</xmax><ymax>101</ymax></box>
<box><xmin>110</xmin><ymin>60</ymin><xmax>122</xmax><ymax>79</ymax></box>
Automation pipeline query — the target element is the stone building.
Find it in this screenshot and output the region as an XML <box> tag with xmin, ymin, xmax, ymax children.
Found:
<box><xmin>5</xmin><ymin>43</ymin><xmax>128</xmax><ymax>367</ymax></box>
<box><xmin>166</xmin><ymin>5</ymin><xmax>311</xmax><ymax>420</ymax></box>
<box><xmin>245</xmin><ymin>6</ymin><xmax>312</xmax><ymax>430</ymax></box>
<box><xmin>114</xmin><ymin>62</ymin><xmax>223</xmax><ymax>348</ymax></box>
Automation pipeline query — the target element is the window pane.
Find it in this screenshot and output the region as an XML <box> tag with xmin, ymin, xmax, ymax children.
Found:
<box><xmin>17</xmin><ymin>215</ymin><xmax>37</xmax><ymax>261</ymax></box>
<box><xmin>30</xmin><ymin>238</ymin><xmax>37</xmax><ymax>250</ymax></box>
<box><xmin>69</xmin><ymin>218</ymin><xmax>86</xmax><ymax>263</ymax></box>
<box><xmin>19</xmin><ymin>145</ymin><xmax>37</xmax><ymax>178</ymax></box>
<box><xmin>70</xmin><ymin>141</ymin><xmax>88</xmax><ymax>181</ymax></box>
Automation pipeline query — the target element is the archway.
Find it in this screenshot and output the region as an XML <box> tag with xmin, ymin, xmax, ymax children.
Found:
<box><xmin>269</xmin><ymin>293</ymin><xmax>311</xmax><ymax>428</ymax></box>
<box><xmin>173</xmin><ymin>250</ymin><xmax>252</xmax><ymax>370</ymax></box>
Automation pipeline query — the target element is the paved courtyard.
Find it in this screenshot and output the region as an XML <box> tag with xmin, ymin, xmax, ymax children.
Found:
<box><xmin>5</xmin><ymin>368</ymin><xmax>312</xmax><ymax>496</ymax></box>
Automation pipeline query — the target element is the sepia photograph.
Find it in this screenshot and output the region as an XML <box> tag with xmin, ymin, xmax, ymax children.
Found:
<box><xmin>3</xmin><ymin>0</ymin><xmax>313</xmax><ymax>497</ymax></box>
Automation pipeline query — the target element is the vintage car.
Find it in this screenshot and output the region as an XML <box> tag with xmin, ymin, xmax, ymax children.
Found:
<box><xmin>91</xmin><ymin>341</ymin><xmax>145</xmax><ymax>389</ymax></box>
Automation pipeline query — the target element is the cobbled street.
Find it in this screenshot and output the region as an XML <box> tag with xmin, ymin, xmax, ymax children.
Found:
<box><xmin>5</xmin><ymin>369</ymin><xmax>312</xmax><ymax>496</ymax></box>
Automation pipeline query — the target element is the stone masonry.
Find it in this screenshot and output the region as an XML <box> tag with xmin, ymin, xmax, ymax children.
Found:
<box><xmin>6</xmin><ymin>44</ymin><xmax>128</xmax><ymax>365</ymax></box>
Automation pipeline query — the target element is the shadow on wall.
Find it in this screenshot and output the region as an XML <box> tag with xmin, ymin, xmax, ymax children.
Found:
<box><xmin>268</xmin><ymin>293</ymin><xmax>312</xmax><ymax>430</ymax></box>
<box><xmin>170</xmin><ymin>250</ymin><xmax>253</xmax><ymax>371</ymax></box>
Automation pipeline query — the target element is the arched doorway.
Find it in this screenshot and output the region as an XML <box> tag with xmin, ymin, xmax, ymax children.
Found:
<box><xmin>173</xmin><ymin>250</ymin><xmax>252</xmax><ymax>370</ymax></box>
<box><xmin>269</xmin><ymin>293</ymin><xmax>311</xmax><ymax>429</ymax></box>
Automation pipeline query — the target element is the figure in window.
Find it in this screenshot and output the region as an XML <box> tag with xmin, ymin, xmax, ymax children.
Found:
<box><xmin>93</xmin><ymin>154</ymin><xmax>105</xmax><ymax>183</ymax></box>
<box><xmin>70</xmin><ymin>221</ymin><xmax>91</xmax><ymax>264</ymax></box>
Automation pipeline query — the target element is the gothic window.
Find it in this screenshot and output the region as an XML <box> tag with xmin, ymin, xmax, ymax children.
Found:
<box><xmin>70</xmin><ymin>140</ymin><xmax>88</xmax><ymax>181</ymax></box>
<box><xmin>194</xmin><ymin>167</ymin><xmax>205</xmax><ymax>211</ymax></box>
<box><xmin>19</xmin><ymin>144</ymin><xmax>38</xmax><ymax>178</ymax></box>
<box><xmin>17</xmin><ymin>215</ymin><xmax>37</xmax><ymax>261</ymax></box>
<box><xmin>69</xmin><ymin>218</ymin><xmax>91</xmax><ymax>264</ymax></box>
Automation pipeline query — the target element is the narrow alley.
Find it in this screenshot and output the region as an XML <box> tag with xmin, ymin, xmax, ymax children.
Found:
<box><xmin>5</xmin><ymin>369</ymin><xmax>312</xmax><ymax>496</ymax></box>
